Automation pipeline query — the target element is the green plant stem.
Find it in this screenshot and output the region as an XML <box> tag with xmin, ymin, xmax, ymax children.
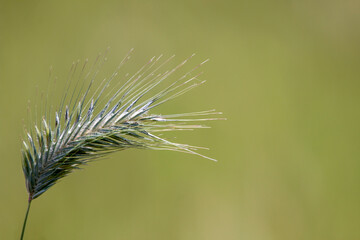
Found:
<box><xmin>20</xmin><ymin>200</ymin><xmax>32</xmax><ymax>240</ymax></box>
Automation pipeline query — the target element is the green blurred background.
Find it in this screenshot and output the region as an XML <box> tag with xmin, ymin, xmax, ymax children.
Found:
<box><xmin>1</xmin><ymin>0</ymin><xmax>360</xmax><ymax>239</ymax></box>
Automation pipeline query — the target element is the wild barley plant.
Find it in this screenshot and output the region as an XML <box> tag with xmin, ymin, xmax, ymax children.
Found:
<box><xmin>20</xmin><ymin>50</ymin><xmax>223</xmax><ymax>239</ymax></box>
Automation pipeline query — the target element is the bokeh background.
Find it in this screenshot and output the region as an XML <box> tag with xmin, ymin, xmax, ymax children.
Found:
<box><xmin>1</xmin><ymin>0</ymin><xmax>360</xmax><ymax>239</ymax></box>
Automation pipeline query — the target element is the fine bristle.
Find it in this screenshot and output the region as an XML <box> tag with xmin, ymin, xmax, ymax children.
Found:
<box><xmin>21</xmin><ymin>51</ymin><xmax>223</xmax><ymax>201</ymax></box>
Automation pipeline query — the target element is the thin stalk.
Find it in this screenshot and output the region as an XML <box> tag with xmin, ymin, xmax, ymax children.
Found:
<box><xmin>20</xmin><ymin>200</ymin><xmax>32</xmax><ymax>240</ymax></box>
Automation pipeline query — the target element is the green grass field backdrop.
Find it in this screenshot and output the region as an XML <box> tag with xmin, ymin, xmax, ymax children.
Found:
<box><xmin>0</xmin><ymin>0</ymin><xmax>359</xmax><ymax>239</ymax></box>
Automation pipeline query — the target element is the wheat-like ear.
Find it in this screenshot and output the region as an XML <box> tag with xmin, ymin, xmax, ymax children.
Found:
<box><xmin>20</xmin><ymin>51</ymin><xmax>223</xmax><ymax>239</ymax></box>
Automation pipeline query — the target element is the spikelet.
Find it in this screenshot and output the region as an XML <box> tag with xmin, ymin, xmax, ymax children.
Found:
<box><xmin>21</xmin><ymin>50</ymin><xmax>224</xmax><ymax>201</ymax></box>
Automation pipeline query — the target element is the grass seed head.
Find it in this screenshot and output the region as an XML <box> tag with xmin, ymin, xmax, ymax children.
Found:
<box><xmin>21</xmin><ymin>50</ymin><xmax>224</xmax><ymax>201</ymax></box>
